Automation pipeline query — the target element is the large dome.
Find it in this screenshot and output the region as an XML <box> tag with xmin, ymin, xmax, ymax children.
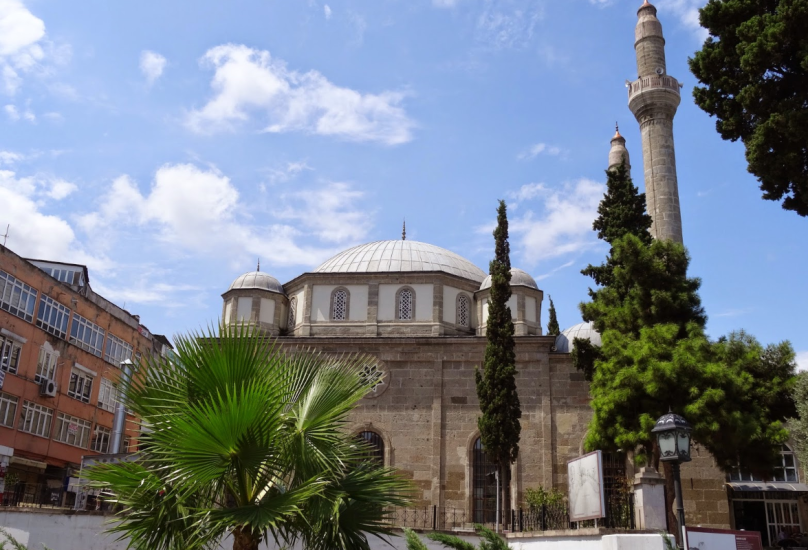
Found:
<box><xmin>479</xmin><ymin>268</ymin><xmax>538</xmax><ymax>291</ymax></box>
<box><xmin>314</xmin><ymin>240</ymin><xmax>487</xmax><ymax>282</ymax></box>
<box><xmin>228</xmin><ymin>271</ymin><xmax>285</xmax><ymax>294</ymax></box>
<box><xmin>554</xmin><ymin>321</ymin><xmax>602</xmax><ymax>353</ymax></box>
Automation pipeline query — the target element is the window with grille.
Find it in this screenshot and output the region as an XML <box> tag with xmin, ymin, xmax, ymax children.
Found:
<box><xmin>0</xmin><ymin>270</ymin><xmax>37</xmax><ymax>323</ymax></box>
<box><xmin>0</xmin><ymin>392</ymin><xmax>18</xmax><ymax>427</ymax></box>
<box><xmin>36</xmin><ymin>295</ymin><xmax>70</xmax><ymax>339</ymax></box>
<box><xmin>398</xmin><ymin>288</ymin><xmax>413</xmax><ymax>320</ymax></box>
<box><xmin>53</xmin><ymin>412</ymin><xmax>92</xmax><ymax>448</ymax></box>
<box><xmin>360</xmin><ymin>364</ymin><xmax>384</xmax><ymax>392</ymax></box>
<box><xmin>0</xmin><ymin>334</ymin><xmax>22</xmax><ymax>374</ymax></box>
<box><xmin>70</xmin><ymin>313</ymin><xmax>105</xmax><ymax>357</ymax></box>
<box><xmin>356</xmin><ymin>430</ymin><xmax>385</xmax><ymax>466</ymax></box>
<box><xmin>91</xmin><ymin>425</ymin><xmax>111</xmax><ymax>453</ymax></box>
<box><xmin>472</xmin><ymin>437</ymin><xmax>497</xmax><ymax>524</ymax></box>
<box><xmin>104</xmin><ymin>333</ymin><xmax>133</xmax><ymax>365</ymax></box>
<box><xmin>457</xmin><ymin>294</ymin><xmax>470</xmax><ymax>327</ymax></box>
<box><xmin>36</xmin><ymin>344</ymin><xmax>58</xmax><ymax>383</ymax></box>
<box><xmin>332</xmin><ymin>289</ymin><xmax>348</xmax><ymax>320</ymax></box>
<box><xmin>288</xmin><ymin>297</ymin><xmax>297</xmax><ymax>328</ymax></box>
<box><xmin>68</xmin><ymin>367</ymin><xmax>94</xmax><ymax>403</ymax></box>
<box><xmin>18</xmin><ymin>400</ymin><xmax>53</xmax><ymax>438</ymax></box>
<box><xmin>774</xmin><ymin>445</ymin><xmax>799</xmax><ymax>482</ymax></box>
<box><xmin>98</xmin><ymin>378</ymin><xmax>119</xmax><ymax>412</ymax></box>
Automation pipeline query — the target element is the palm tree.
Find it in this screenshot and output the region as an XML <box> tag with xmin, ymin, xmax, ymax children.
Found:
<box><xmin>87</xmin><ymin>323</ymin><xmax>412</xmax><ymax>550</ymax></box>
<box><xmin>404</xmin><ymin>526</ymin><xmax>508</xmax><ymax>550</ymax></box>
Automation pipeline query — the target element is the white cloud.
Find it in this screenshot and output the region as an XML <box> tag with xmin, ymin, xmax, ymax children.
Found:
<box><xmin>0</xmin><ymin>150</ymin><xmax>22</xmax><ymax>165</ymax></box>
<box><xmin>324</xmin><ymin>4</ymin><xmax>332</xmax><ymax>19</ymax></box>
<box><xmin>0</xmin><ymin>0</ymin><xmax>46</xmax><ymax>95</ymax></box>
<box><xmin>46</xmin><ymin>177</ymin><xmax>77</xmax><ymax>200</ymax></box>
<box><xmin>475</xmin><ymin>0</ymin><xmax>545</xmax><ymax>50</ymax></box>
<box><xmin>654</xmin><ymin>0</ymin><xmax>707</xmax><ymax>39</ymax></box>
<box><xmin>433</xmin><ymin>0</ymin><xmax>459</xmax><ymax>6</ymax></box>
<box><xmin>797</xmin><ymin>351</ymin><xmax>808</xmax><ymax>373</ymax></box>
<box><xmin>80</xmin><ymin>163</ymin><xmax>371</xmax><ymax>267</ymax></box>
<box><xmin>536</xmin><ymin>260</ymin><xmax>574</xmax><ymax>281</ymax></box>
<box><xmin>588</xmin><ymin>0</ymin><xmax>613</xmax><ymax>7</ymax></box>
<box><xmin>139</xmin><ymin>50</ymin><xmax>167</xmax><ymax>85</ymax></box>
<box><xmin>277</xmin><ymin>181</ymin><xmax>373</xmax><ymax>244</ymax></box>
<box><xmin>264</xmin><ymin>160</ymin><xmax>314</xmax><ymax>186</ymax></box>
<box><xmin>517</xmin><ymin>142</ymin><xmax>562</xmax><ymax>160</ymax></box>
<box><xmin>4</xmin><ymin>102</ymin><xmax>34</xmax><ymax>121</ymax></box>
<box><xmin>4</xmin><ymin>103</ymin><xmax>16</xmax><ymax>119</ymax></box>
<box><xmin>185</xmin><ymin>44</ymin><xmax>414</xmax><ymax>145</ymax></box>
<box><xmin>506</xmin><ymin>178</ymin><xmax>605</xmax><ymax>265</ymax></box>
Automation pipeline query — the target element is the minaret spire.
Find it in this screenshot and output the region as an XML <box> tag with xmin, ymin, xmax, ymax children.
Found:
<box><xmin>608</xmin><ymin>122</ymin><xmax>631</xmax><ymax>173</ymax></box>
<box><xmin>628</xmin><ymin>0</ymin><xmax>684</xmax><ymax>243</ymax></box>
<box><xmin>257</xmin><ymin>258</ymin><xmax>260</xmax><ymax>272</ymax></box>
<box><xmin>402</xmin><ymin>219</ymin><xmax>406</xmax><ymax>241</ymax></box>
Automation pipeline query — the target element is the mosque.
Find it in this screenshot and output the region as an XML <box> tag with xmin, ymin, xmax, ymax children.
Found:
<box><xmin>218</xmin><ymin>2</ymin><xmax>806</xmax><ymax>543</ymax></box>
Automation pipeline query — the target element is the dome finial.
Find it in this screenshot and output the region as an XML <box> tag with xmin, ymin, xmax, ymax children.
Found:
<box><xmin>613</xmin><ymin>122</ymin><xmax>623</xmax><ymax>140</ymax></box>
<box><xmin>402</xmin><ymin>219</ymin><xmax>406</xmax><ymax>241</ymax></box>
<box><xmin>257</xmin><ymin>258</ymin><xmax>260</xmax><ymax>272</ymax></box>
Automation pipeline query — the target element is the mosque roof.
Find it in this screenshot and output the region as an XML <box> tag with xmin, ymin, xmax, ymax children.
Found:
<box><xmin>554</xmin><ymin>321</ymin><xmax>602</xmax><ymax>353</ymax></box>
<box><xmin>314</xmin><ymin>240</ymin><xmax>487</xmax><ymax>282</ymax></box>
<box><xmin>228</xmin><ymin>271</ymin><xmax>286</xmax><ymax>294</ymax></box>
<box><xmin>479</xmin><ymin>268</ymin><xmax>538</xmax><ymax>291</ymax></box>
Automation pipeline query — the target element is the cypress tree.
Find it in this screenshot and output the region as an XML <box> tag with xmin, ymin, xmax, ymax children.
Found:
<box><xmin>475</xmin><ymin>200</ymin><xmax>521</xmax><ymax>526</ymax></box>
<box><xmin>546</xmin><ymin>296</ymin><xmax>560</xmax><ymax>336</ymax></box>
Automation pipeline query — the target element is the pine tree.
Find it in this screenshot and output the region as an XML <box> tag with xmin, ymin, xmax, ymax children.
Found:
<box><xmin>581</xmin><ymin>160</ymin><xmax>652</xmax><ymax>288</ymax></box>
<box><xmin>475</xmin><ymin>200</ymin><xmax>521</xmax><ymax>527</ymax></box>
<box><xmin>546</xmin><ymin>296</ymin><xmax>560</xmax><ymax>336</ymax></box>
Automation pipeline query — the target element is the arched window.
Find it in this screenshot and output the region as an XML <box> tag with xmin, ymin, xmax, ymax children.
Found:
<box><xmin>397</xmin><ymin>287</ymin><xmax>414</xmax><ymax>320</ymax></box>
<box><xmin>472</xmin><ymin>437</ymin><xmax>497</xmax><ymax>524</ymax></box>
<box><xmin>356</xmin><ymin>430</ymin><xmax>385</xmax><ymax>466</ymax></box>
<box><xmin>457</xmin><ymin>294</ymin><xmax>470</xmax><ymax>327</ymax></box>
<box><xmin>331</xmin><ymin>288</ymin><xmax>349</xmax><ymax>321</ymax></box>
<box><xmin>288</xmin><ymin>297</ymin><xmax>297</xmax><ymax>328</ymax></box>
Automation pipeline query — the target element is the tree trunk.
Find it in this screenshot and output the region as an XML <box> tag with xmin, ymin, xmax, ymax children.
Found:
<box><xmin>232</xmin><ymin>527</ymin><xmax>260</xmax><ymax>550</ymax></box>
<box><xmin>501</xmin><ymin>463</ymin><xmax>511</xmax><ymax>531</ymax></box>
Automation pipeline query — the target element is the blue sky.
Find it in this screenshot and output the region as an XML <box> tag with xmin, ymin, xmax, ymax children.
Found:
<box><xmin>0</xmin><ymin>0</ymin><xmax>805</xmax><ymax>368</ymax></box>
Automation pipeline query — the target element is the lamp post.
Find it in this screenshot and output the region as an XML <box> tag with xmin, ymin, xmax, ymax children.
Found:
<box><xmin>652</xmin><ymin>411</ymin><xmax>692</xmax><ymax>550</ymax></box>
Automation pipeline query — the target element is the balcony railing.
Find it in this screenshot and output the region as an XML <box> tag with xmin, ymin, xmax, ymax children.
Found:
<box><xmin>627</xmin><ymin>75</ymin><xmax>681</xmax><ymax>101</ymax></box>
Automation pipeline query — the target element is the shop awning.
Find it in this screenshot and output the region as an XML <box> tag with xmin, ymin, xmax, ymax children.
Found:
<box><xmin>9</xmin><ymin>456</ymin><xmax>47</xmax><ymax>469</ymax></box>
<box><xmin>727</xmin><ymin>482</ymin><xmax>808</xmax><ymax>493</ymax></box>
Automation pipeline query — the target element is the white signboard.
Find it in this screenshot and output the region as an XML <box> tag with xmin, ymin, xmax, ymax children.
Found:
<box><xmin>686</xmin><ymin>526</ymin><xmax>762</xmax><ymax>550</ymax></box>
<box><xmin>567</xmin><ymin>450</ymin><xmax>605</xmax><ymax>521</ymax></box>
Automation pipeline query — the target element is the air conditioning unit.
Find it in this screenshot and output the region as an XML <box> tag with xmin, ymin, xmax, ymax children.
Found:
<box><xmin>40</xmin><ymin>379</ymin><xmax>57</xmax><ymax>397</ymax></box>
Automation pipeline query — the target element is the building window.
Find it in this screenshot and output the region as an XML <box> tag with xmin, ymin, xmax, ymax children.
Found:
<box><xmin>18</xmin><ymin>401</ymin><xmax>53</xmax><ymax>438</ymax></box>
<box><xmin>356</xmin><ymin>430</ymin><xmax>385</xmax><ymax>466</ymax></box>
<box><xmin>0</xmin><ymin>334</ymin><xmax>22</xmax><ymax>374</ymax></box>
<box><xmin>774</xmin><ymin>445</ymin><xmax>799</xmax><ymax>482</ymax></box>
<box><xmin>288</xmin><ymin>297</ymin><xmax>297</xmax><ymax>328</ymax></box>
<box><xmin>457</xmin><ymin>294</ymin><xmax>470</xmax><ymax>327</ymax></box>
<box><xmin>70</xmin><ymin>313</ymin><xmax>105</xmax><ymax>357</ymax></box>
<box><xmin>104</xmin><ymin>333</ymin><xmax>133</xmax><ymax>365</ymax></box>
<box><xmin>91</xmin><ymin>425</ymin><xmax>112</xmax><ymax>454</ymax></box>
<box><xmin>68</xmin><ymin>366</ymin><xmax>94</xmax><ymax>403</ymax></box>
<box><xmin>0</xmin><ymin>270</ymin><xmax>37</xmax><ymax>323</ymax></box>
<box><xmin>360</xmin><ymin>364</ymin><xmax>384</xmax><ymax>393</ymax></box>
<box><xmin>331</xmin><ymin>288</ymin><xmax>349</xmax><ymax>321</ymax></box>
<box><xmin>236</xmin><ymin>297</ymin><xmax>252</xmax><ymax>323</ymax></box>
<box><xmin>35</xmin><ymin>344</ymin><xmax>58</xmax><ymax>383</ymax></box>
<box><xmin>98</xmin><ymin>378</ymin><xmax>119</xmax><ymax>413</ymax></box>
<box><xmin>0</xmin><ymin>392</ymin><xmax>18</xmax><ymax>427</ymax></box>
<box><xmin>397</xmin><ymin>287</ymin><xmax>414</xmax><ymax>320</ymax></box>
<box><xmin>472</xmin><ymin>437</ymin><xmax>497</xmax><ymax>524</ymax></box>
<box><xmin>36</xmin><ymin>295</ymin><xmax>71</xmax><ymax>339</ymax></box>
<box><xmin>53</xmin><ymin>413</ymin><xmax>92</xmax><ymax>448</ymax></box>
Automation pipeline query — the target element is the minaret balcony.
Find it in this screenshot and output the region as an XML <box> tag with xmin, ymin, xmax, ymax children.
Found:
<box><xmin>627</xmin><ymin>74</ymin><xmax>682</xmax><ymax>115</ymax></box>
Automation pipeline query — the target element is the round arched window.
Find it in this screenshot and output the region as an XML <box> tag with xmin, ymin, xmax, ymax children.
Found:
<box><xmin>356</xmin><ymin>430</ymin><xmax>385</xmax><ymax>466</ymax></box>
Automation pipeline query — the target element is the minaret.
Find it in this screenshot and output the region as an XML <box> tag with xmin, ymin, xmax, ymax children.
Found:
<box><xmin>608</xmin><ymin>123</ymin><xmax>631</xmax><ymax>173</ymax></box>
<box><xmin>627</xmin><ymin>0</ymin><xmax>684</xmax><ymax>243</ymax></box>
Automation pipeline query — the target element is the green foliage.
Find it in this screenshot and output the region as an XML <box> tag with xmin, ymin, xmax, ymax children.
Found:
<box><xmin>524</xmin><ymin>486</ymin><xmax>565</xmax><ymax>510</ymax></box>
<box><xmin>0</xmin><ymin>528</ymin><xmax>27</xmax><ymax>550</ymax></box>
<box><xmin>424</xmin><ymin>526</ymin><xmax>508</xmax><ymax>550</ymax></box>
<box><xmin>787</xmin><ymin>372</ymin><xmax>808</xmax><ymax>471</ymax></box>
<box><xmin>475</xmin><ymin>200</ymin><xmax>521</xmax><ymax>469</ymax></box>
<box><xmin>581</xmin><ymin>160</ymin><xmax>652</xmax><ymax>288</ymax></box>
<box><xmin>582</xmin><ymin>238</ymin><xmax>795</xmax><ymax>475</ymax></box>
<box><xmin>86</xmin><ymin>323</ymin><xmax>413</xmax><ymax>550</ymax></box>
<box><xmin>547</xmin><ymin>296</ymin><xmax>560</xmax><ymax>336</ymax></box>
<box><xmin>403</xmin><ymin>529</ymin><xmax>430</xmax><ymax>550</ymax></box>
<box><xmin>689</xmin><ymin>0</ymin><xmax>808</xmax><ymax>216</ymax></box>
<box><xmin>571</xmin><ymin>337</ymin><xmax>601</xmax><ymax>382</ymax></box>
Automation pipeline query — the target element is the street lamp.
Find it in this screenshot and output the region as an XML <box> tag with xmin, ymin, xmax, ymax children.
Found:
<box><xmin>652</xmin><ymin>411</ymin><xmax>692</xmax><ymax>549</ymax></box>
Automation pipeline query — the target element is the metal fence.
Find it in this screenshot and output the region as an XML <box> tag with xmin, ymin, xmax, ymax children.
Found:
<box><xmin>1</xmin><ymin>482</ymin><xmax>68</xmax><ymax>509</ymax></box>
<box><xmin>389</xmin><ymin>493</ymin><xmax>635</xmax><ymax>533</ymax></box>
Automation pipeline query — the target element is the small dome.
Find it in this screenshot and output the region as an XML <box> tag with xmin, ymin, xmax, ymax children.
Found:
<box><xmin>554</xmin><ymin>321</ymin><xmax>602</xmax><ymax>353</ymax></box>
<box><xmin>228</xmin><ymin>271</ymin><xmax>285</xmax><ymax>295</ymax></box>
<box><xmin>479</xmin><ymin>268</ymin><xmax>538</xmax><ymax>291</ymax></box>
<box><xmin>314</xmin><ymin>240</ymin><xmax>486</xmax><ymax>283</ymax></box>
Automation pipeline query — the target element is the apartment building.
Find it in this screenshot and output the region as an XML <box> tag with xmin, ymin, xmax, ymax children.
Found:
<box><xmin>0</xmin><ymin>244</ymin><xmax>170</xmax><ymax>506</ymax></box>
